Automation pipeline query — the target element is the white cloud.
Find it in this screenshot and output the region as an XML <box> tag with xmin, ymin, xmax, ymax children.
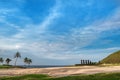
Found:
<box><xmin>37</xmin><ymin>0</ymin><xmax>61</xmax><ymax>32</ymax></box>
<box><xmin>0</xmin><ymin>8</ymin><xmax>32</xmax><ymax>37</ymax></box>
<box><xmin>70</xmin><ymin>7</ymin><xmax>120</xmax><ymax>49</ymax></box>
<box><xmin>13</xmin><ymin>0</ymin><xmax>62</xmax><ymax>39</ymax></box>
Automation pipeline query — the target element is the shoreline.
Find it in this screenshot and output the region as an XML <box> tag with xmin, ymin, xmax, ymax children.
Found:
<box><xmin>1</xmin><ymin>66</ymin><xmax>120</xmax><ymax>77</ymax></box>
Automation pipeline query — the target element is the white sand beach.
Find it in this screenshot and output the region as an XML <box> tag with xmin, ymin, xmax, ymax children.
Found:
<box><xmin>0</xmin><ymin>66</ymin><xmax>120</xmax><ymax>77</ymax></box>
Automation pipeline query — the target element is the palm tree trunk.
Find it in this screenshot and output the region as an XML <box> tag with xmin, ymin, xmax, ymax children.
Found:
<box><xmin>14</xmin><ymin>58</ymin><xmax>18</xmax><ymax>66</ymax></box>
<box><xmin>1</xmin><ymin>62</ymin><xmax>3</xmax><ymax>65</ymax></box>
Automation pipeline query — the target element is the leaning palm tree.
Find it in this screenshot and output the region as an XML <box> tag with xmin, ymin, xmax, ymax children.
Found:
<box><xmin>6</xmin><ymin>58</ymin><xmax>11</xmax><ymax>65</ymax></box>
<box><xmin>14</xmin><ymin>51</ymin><xmax>21</xmax><ymax>66</ymax></box>
<box><xmin>0</xmin><ymin>57</ymin><xmax>4</xmax><ymax>65</ymax></box>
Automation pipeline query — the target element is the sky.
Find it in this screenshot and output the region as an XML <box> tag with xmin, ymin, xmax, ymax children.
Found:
<box><xmin>0</xmin><ymin>0</ymin><xmax>120</xmax><ymax>65</ymax></box>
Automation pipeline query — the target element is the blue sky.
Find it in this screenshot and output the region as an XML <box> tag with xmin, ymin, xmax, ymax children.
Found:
<box><xmin>0</xmin><ymin>0</ymin><xmax>120</xmax><ymax>65</ymax></box>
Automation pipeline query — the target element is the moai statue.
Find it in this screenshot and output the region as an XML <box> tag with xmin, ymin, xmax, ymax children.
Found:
<box><xmin>86</xmin><ymin>60</ymin><xmax>88</xmax><ymax>65</ymax></box>
<box><xmin>90</xmin><ymin>60</ymin><xmax>92</xmax><ymax>64</ymax></box>
<box><xmin>85</xmin><ymin>60</ymin><xmax>87</xmax><ymax>65</ymax></box>
<box><xmin>81</xmin><ymin>60</ymin><xmax>83</xmax><ymax>64</ymax></box>
<box><xmin>88</xmin><ymin>60</ymin><xmax>90</xmax><ymax>65</ymax></box>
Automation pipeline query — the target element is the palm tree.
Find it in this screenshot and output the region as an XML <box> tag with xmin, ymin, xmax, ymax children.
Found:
<box><xmin>24</xmin><ymin>57</ymin><xmax>32</xmax><ymax>66</ymax></box>
<box><xmin>0</xmin><ymin>57</ymin><xmax>4</xmax><ymax>65</ymax></box>
<box><xmin>27</xmin><ymin>59</ymin><xmax>32</xmax><ymax>65</ymax></box>
<box><xmin>6</xmin><ymin>58</ymin><xmax>11</xmax><ymax>65</ymax></box>
<box><xmin>24</xmin><ymin>57</ymin><xmax>28</xmax><ymax>66</ymax></box>
<box><xmin>14</xmin><ymin>51</ymin><xmax>21</xmax><ymax>66</ymax></box>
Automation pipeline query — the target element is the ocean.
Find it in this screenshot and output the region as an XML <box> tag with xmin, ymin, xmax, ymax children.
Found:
<box><xmin>19</xmin><ymin>65</ymin><xmax>68</xmax><ymax>68</ymax></box>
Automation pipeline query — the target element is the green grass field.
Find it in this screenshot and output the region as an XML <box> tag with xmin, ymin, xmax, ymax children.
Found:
<box><xmin>0</xmin><ymin>65</ymin><xmax>13</xmax><ymax>69</ymax></box>
<box><xmin>0</xmin><ymin>65</ymin><xmax>25</xmax><ymax>69</ymax></box>
<box><xmin>1</xmin><ymin>73</ymin><xmax>120</xmax><ymax>80</ymax></box>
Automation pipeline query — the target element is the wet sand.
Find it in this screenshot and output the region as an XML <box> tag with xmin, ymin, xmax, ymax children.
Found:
<box><xmin>0</xmin><ymin>66</ymin><xmax>120</xmax><ymax>77</ymax></box>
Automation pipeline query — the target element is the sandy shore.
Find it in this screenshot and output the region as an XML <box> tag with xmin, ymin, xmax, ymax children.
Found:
<box><xmin>1</xmin><ymin>66</ymin><xmax>120</xmax><ymax>77</ymax></box>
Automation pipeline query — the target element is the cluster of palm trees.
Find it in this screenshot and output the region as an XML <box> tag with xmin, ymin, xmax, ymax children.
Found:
<box><xmin>0</xmin><ymin>51</ymin><xmax>32</xmax><ymax>66</ymax></box>
<box><xmin>0</xmin><ymin>57</ymin><xmax>12</xmax><ymax>65</ymax></box>
<box><xmin>24</xmin><ymin>57</ymin><xmax>32</xmax><ymax>66</ymax></box>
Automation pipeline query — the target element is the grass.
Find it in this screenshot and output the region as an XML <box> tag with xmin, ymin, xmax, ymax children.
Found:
<box><xmin>101</xmin><ymin>50</ymin><xmax>120</xmax><ymax>64</ymax></box>
<box><xmin>1</xmin><ymin>73</ymin><xmax>120</xmax><ymax>80</ymax></box>
<box><xmin>0</xmin><ymin>65</ymin><xmax>25</xmax><ymax>69</ymax></box>
<box><xmin>0</xmin><ymin>65</ymin><xmax>13</xmax><ymax>69</ymax></box>
<box><xmin>0</xmin><ymin>74</ymin><xmax>49</xmax><ymax>80</ymax></box>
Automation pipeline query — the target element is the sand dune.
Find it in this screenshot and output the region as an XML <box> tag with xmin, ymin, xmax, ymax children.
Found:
<box><xmin>0</xmin><ymin>66</ymin><xmax>120</xmax><ymax>77</ymax></box>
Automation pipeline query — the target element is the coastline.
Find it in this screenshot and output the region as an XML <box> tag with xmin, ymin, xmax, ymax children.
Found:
<box><xmin>1</xmin><ymin>66</ymin><xmax>120</xmax><ymax>77</ymax></box>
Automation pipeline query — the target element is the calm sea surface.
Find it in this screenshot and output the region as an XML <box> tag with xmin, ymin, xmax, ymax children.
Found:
<box><xmin>19</xmin><ymin>65</ymin><xmax>69</xmax><ymax>68</ymax></box>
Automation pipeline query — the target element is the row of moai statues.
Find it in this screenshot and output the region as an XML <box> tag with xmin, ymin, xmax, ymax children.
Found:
<box><xmin>80</xmin><ymin>60</ymin><xmax>95</xmax><ymax>65</ymax></box>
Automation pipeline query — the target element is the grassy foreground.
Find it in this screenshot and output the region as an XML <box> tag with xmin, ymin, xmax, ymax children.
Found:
<box><xmin>1</xmin><ymin>73</ymin><xmax>120</xmax><ymax>80</ymax></box>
